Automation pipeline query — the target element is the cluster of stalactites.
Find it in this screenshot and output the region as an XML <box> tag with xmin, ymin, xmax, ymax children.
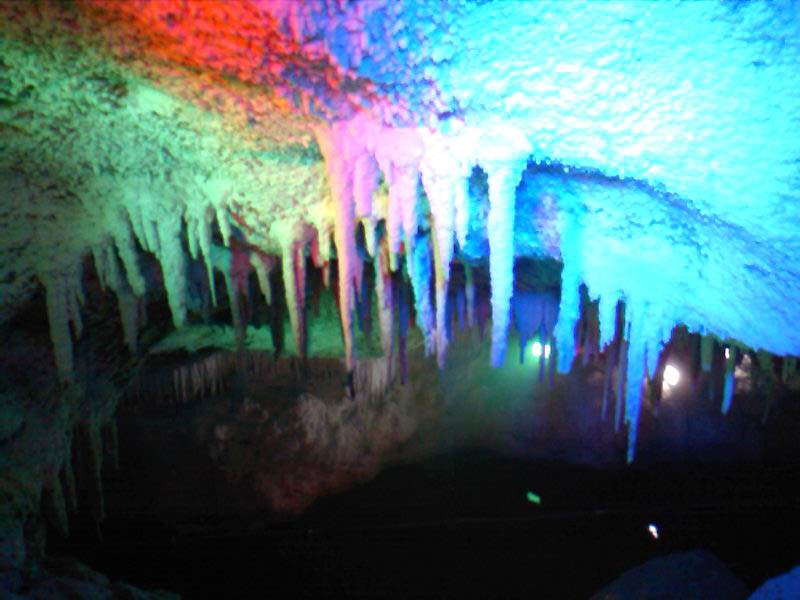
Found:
<box><xmin>313</xmin><ymin>112</ymin><xmax>535</xmax><ymax>371</ymax></box>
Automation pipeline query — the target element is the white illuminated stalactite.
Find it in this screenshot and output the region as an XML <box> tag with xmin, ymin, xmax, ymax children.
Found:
<box><xmin>423</xmin><ymin>171</ymin><xmax>458</xmax><ymax>368</ymax></box>
<box><xmin>374</xmin><ymin>236</ymin><xmax>394</xmax><ymax>362</ymax></box>
<box><xmin>485</xmin><ymin>164</ymin><xmax>519</xmax><ymax>367</ymax></box>
<box><xmin>554</xmin><ymin>206</ymin><xmax>583</xmax><ymax>373</ymax></box>
<box><xmin>722</xmin><ymin>346</ymin><xmax>736</xmax><ymax>414</ymax></box>
<box><xmin>624</xmin><ymin>320</ymin><xmax>646</xmax><ymax>463</ymax></box>
<box><xmin>156</xmin><ymin>215</ymin><xmax>188</xmax><ymax>328</ymax></box>
<box><xmin>396</xmin><ymin>164</ymin><xmax>421</xmax><ymax>261</ymax></box>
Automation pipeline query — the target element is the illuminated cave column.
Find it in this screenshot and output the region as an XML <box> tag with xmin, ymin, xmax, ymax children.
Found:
<box><xmin>485</xmin><ymin>163</ymin><xmax>520</xmax><ymax>367</ymax></box>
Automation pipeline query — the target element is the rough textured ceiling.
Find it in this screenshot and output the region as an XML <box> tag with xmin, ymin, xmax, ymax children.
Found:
<box><xmin>1</xmin><ymin>0</ymin><xmax>799</xmax><ymax>461</ymax></box>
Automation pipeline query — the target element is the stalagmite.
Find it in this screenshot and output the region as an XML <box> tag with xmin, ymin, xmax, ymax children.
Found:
<box><xmin>722</xmin><ymin>345</ymin><xmax>736</xmax><ymax>414</ymax></box>
<box><xmin>485</xmin><ymin>164</ymin><xmax>520</xmax><ymax>367</ymax></box>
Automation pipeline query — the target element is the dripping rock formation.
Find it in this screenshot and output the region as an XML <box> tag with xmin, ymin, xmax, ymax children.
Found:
<box><xmin>1</xmin><ymin>1</ymin><xmax>799</xmax><ymax>598</ymax></box>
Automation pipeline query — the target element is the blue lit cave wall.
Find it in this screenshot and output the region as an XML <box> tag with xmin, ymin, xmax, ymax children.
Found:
<box><xmin>1</xmin><ymin>0</ymin><xmax>800</xmax><ymax>597</ymax></box>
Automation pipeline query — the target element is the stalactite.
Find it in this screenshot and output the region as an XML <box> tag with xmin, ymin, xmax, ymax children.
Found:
<box><xmin>250</xmin><ymin>252</ymin><xmax>275</xmax><ymax>306</ymax></box>
<box><xmin>374</xmin><ymin>236</ymin><xmax>394</xmax><ymax>362</ymax></box>
<box><xmin>485</xmin><ymin>164</ymin><xmax>520</xmax><ymax>367</ymax></box>
<box><xmin>601</xmin><ymin>339</ymin><xmax>616</xmax><ymax>420</ymax></box>
<box><xmin>198</xmin><ymin>210</ymin><xmax>217</xmax><ymax>306</ymax></box>
<box><xmin>387</xmin><ymin>164</ymin><xmax>420</xmax><ymax>270</ymax></box>
<box><xmin>353</xmin><ymin>153</ymin><xmax>379</xmax><ymax>220</ymax></box>
<box><xmin>317</xmin><ymin>134</ymin><xmax>357</xmax><ymax>371</ymax></box>
<box><xmin>397</xmin><ymin>274</ymin><xmax>410</xmax><ymax>384</ymax></box>
<box><xmin>722</xmin><ymin>345</ymin><xmax>736</xmax><ymax>414</ymax></box>
<box><xmin>156</xmin><ymin>215</ymin><xmax>188</xmax><ymax>328</ymax></box>
<box><xmin>422</xmin><ymin>168</ymin><xmax>461</xmax><ymax>368</ymax></box>
<box><xmin>42</xmin><ymin>272</ymin><xmax>74</xmax><ymax>383</ymax></box>
<box><xmin>615</xmin><ymin>327</ymin><xmax>629</xmax><ymax>433</ymax></box>
<box><xmin>624</xmin><ymin>315</ymin><xmax>647</xmax><ymax>464</ymax></box>
<box><xmin>282</xmin><ymin>240</ymin><xmax>307</xmax><ymax>357</ymax></box>
<box><xmin>216</xmin><ymin>204</ymin><xmax>232</xmax><ymax>247</ymax></box>
<box><xmin>409</xmin><ymin>235</ymin><xmax>435</xmax><ymax>355</ymax></box>
<box><xmin>112</xmin><ymin>219</ymin><xmax>147</xmax><ymax>297</ymax></box>
<box><xmin>598</xmin><ymin>294</ymin><xmax>618</xmax><ymax>352</ymax></box>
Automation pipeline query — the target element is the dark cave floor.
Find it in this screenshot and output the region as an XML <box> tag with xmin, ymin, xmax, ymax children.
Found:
<box><xmin>47</xmin><ymin>356</ymin><xmax>800</xmax><ymax>599</ymax></box>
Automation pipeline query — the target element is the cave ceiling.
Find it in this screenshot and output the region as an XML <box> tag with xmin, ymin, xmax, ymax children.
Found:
<box><xmin>1</xmin><ymin>1</ymin><xmax>799</xmax><ymax>461</ymax></box>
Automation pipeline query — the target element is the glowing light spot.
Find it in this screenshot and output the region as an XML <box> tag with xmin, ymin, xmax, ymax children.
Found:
<box><xmin>526</xmin><ymin>491</ymin><xmax>541</xmax><ymax>504</ymax></box>
<box><xmin>531</xmin><ymin>342</ymin><xmax>552</xmax><ymax>359</ymax></box>
<box><xmin>648</xmin><ymin>523</ymin><xmax>659</xmax><ymax>539</ymax></box>
<box><xmin>725</xmin><ymin>347</ymin><xmax>731</xmax><ymax>360</ymax></box>
<box><xmin>663</xmin><ymin>364</ymin><xmax>680</xmax><ymax>387</ymax></box>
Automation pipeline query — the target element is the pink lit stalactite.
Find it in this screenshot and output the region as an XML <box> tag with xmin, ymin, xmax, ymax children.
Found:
<box><xmin>314</xmin><ymin>123</ymin><xmax>358</xmax><ymax>370</ymax></box>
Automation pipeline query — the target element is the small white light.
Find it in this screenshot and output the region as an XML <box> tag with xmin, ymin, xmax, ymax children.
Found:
<box><xmin>663</xmin><ymin>364</ymin><xmax>680</xmax><ymax>387</ymax></box>
<box><xmin>725</xmin><ymin>347</ymin><xmax>731</xmax><ymax>360</ymax></box>
<box><xmin>532</xmin><ymin>341</ymin><xmax>542</xmax><ymax>357</ymax></box>
<box><xmin>544</xmin><ymin>344</ymin><xmax>551</xmax><ymax>359</ymax></box>
<box><xmin>648</xmin><ymin>524</ymin><xmax>659</xmax><ymax>539</ymax></box>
